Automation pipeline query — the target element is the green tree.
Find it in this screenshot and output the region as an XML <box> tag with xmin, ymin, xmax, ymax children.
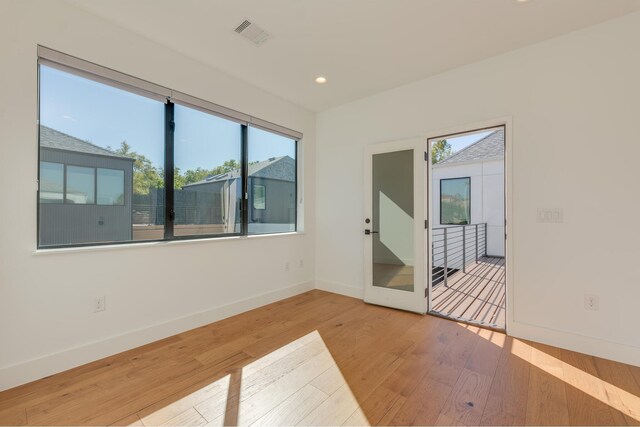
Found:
<box><xmin>110</xmin><ymin>141</ymin><xmax>164</xmax><ymax>195</ymax></box>
<box><xmin>110</xmin><ymin>141</ymin><xmax>251</xmax><ymax>192</ymax></box>
<box><xmin>431</xmin><ymin>139</ymin><xmax>453</xmax><ymax>164</ymax></box>
<box><xmin>177</xmin><ymin>160</ymin><xmax>242</xmax><ymax>188</ymax></box>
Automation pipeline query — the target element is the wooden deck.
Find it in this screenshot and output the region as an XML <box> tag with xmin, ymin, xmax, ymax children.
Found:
<box><xmin>431</xmin><ymin>256</ymin><xmax>505</xmax><ymax>329</ymax></box>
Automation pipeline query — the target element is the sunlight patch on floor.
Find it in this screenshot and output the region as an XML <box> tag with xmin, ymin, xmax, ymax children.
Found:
<box><xmin>132</xmin><ymin>330</ymin><xmax>368</xmax><ymax>426</ymax></box>
<box><xmin>465</xmin><ymin>323</ymin><xmax>639</xmax><ymax>422</ymax></box>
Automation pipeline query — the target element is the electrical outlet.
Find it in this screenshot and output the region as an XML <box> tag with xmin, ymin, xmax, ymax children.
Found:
<box><xmin>285</xmin><ymin>262</ymin><xmax>290</xmax><ymax>271</ymax></box>
<box><xmin>299</xmin><ymin>259</ymin><xmax>304</xmax><ymax>268</ymax></box>
<box><xmin>584</xmin><ymin>294</ymin><xmax>599</xmax><ymax>311</ymax></box>
<box><xmin>94</xmin><ymin>296</ymin><xmax>106</xmax><ymax>313</ymax></box>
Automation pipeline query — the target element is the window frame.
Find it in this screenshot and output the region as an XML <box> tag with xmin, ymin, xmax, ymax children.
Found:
<box><xmin>440</xmin><ymin>177</ymin><xmax>471</xmax><ymax>226</ymax></box>
<box><xmin>36</xmin><ymin>47</ymin><xmax>301</xmax><ymax>249</ymax></box>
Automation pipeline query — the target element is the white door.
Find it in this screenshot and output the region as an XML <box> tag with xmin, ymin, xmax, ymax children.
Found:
<box><xmin>364</xmin><ymin>139</ymin><xmax>426</xmax><ymax>313</ymax></box>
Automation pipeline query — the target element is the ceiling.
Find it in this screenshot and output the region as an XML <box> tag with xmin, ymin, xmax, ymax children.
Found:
<box><xmin>66</xmin><ymin>0</ymin><xmax>640</xmax><ymax>112</ymax></box>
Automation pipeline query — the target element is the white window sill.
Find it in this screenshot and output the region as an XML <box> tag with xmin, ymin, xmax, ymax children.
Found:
<box><xmin>32</xmin><ymin>231</ymin><xmax>306</xmax><ymax>255</ymax></box>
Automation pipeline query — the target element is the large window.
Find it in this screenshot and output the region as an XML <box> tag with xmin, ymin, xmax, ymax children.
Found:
<box><xmin>440</xmin><ymin>177</ymin><xmax>470</xmax><ymax>225</ymax></box>
<box><xmin>37</xmin><ymin>48</ymin><xmax>300</xmax><ymax>248</ymax></box>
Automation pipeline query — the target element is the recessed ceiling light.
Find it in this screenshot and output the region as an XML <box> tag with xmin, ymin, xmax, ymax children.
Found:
<box><xmin>315</xmin><ymin>76</ymin><xmax>327</xmax><ymax>84</ymax></box>
<box><xmin>515</xmin><ymin>0</ymin><xmax>530</xmax><ymax>3</ymax></box>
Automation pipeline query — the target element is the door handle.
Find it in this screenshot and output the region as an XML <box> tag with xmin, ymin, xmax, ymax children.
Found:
<box><xmin>364</xmin><ymin>229</ymin><xmax>379</xmax><ymax>235</ymax></box>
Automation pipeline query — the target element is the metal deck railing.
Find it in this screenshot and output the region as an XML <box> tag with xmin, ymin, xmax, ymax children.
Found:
<box><xmin>432</xmin><ymin>223</ymin><xmax>487</xmax><ymax>287</ymax></box>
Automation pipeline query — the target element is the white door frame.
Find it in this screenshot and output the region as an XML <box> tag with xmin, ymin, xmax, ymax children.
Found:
<box><xmin>363</xmin><ymin>138</ymin><xmax>427</xmax><ymax>314</ymax></box>
<box><xmin>424</xmin><ymin>117</ymin><xmax>513</xmax><ymax>332</ymax></box>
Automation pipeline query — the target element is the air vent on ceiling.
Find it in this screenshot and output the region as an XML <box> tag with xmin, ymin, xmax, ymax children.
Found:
<box><xmin>233</xmin><ymin>18</ymin><xmax>272</xmax><ymax>46</ymax></box>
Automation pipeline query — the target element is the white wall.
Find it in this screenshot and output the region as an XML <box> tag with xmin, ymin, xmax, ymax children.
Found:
<box><xmin>0</xmin><ymin>0</ymin><xmax>316</xmax><ymax>391</ymax></box>
<box><xmin>432</xmin><ymin>158</ymin><xmax>505</xmax><ymax>257</ymax></box>
<box><xmin>316</xmin><ymin>11</ymin><xmax>640</xmax><ymax>365</ymax></box>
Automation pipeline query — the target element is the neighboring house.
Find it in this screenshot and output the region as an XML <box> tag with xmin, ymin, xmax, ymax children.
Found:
<box><xmin>39</xmin><ymin>125</ymin><xmax>134</xmax><ymax>246</ymax></box>
<box><xmin>182</xmin><ymin>155</ymin><xmax>296</xmax><ymax>233</ymax></box>
<box><xmin>432</xmin><ymin>128</ymin><xmax>505</xmax><ymax>257</ymax></box>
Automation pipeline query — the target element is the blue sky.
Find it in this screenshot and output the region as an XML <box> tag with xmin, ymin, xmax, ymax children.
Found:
<box><xmin>39</xmin><ymin>65</ymin><xmax>295</xmax><ymax>171</ymax></box>
<box><xmin>444</xmin><ymin>131</ymin><xmax>493</xmax><ymax>153</ymax></box>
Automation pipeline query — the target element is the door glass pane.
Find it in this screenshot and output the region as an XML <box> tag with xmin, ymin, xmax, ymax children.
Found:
<box><xmin>372</xmin><ymin>150</ymin><xmax>414</xmax><ymax>292</ymax></box>
<box><xmin>174</xmin><ymin>104</ymin><xmax>242</xmax><ymax>236</ymax></box>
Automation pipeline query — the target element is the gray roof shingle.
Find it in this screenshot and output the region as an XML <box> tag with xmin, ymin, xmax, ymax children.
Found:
<box><xmin>40</xmin><ymin>125</ymin><xmax>132</xmax><ymax>159</ymax></box>
<box><xmin>437</xmin><ymin>128</ymin><xmax>504</xmax><ymax>166</ymax></box>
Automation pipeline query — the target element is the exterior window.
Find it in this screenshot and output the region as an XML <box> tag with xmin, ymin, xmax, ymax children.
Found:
<box><xmin>66</xmin><ymin>166</ymin><xmax>95</xmax><ymax>204</ymax></box>
<box><xmin>37</xmin><ymin>50</ymin><xmax>301</xmax><ymax>248</ymax></box>
<box><xmin>440</xmin><ymin>177</ymin><xmax>470</xmax><ymax>225</ymax></box>
<box><xmin>97</xmin><ymin>168</ymin><xmax>125</xmax><ymax>205</ymax></box>
<box><xmin>39</xmin><ymin>162</ymin><xmax>64</xmax><ymax>203</ymax></box>
<box><xmin>174</xmin><ymin>104</ymin><xmax>242</xmax><ymax>236</ymax></box>
<box><xmin>248</xmin><ymin>127</ymin><xmax>297</xmax><ymax>234</ymax></box>
<box><xmin>253</xmin><ymin>185</ymin><xmax>266</xmax><ymax>210</ymax></box>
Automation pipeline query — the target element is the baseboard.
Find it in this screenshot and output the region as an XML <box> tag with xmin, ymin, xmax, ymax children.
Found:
<box><xmin>0</xmin><ymin>280</ymin><xmax>314</xmax><ymax>392</ymax></box>
<box><xmin>509</xmin><ymin>320</ymin><xmax>640</xmax><ymax>367</ymax></box>
<box><xmin>315</xmin><ymin>279</ymin><xmax>363</xmax><ymax>300</ymax></box>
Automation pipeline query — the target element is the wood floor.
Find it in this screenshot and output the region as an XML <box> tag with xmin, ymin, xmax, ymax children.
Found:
<box><xmin>1</xmin><ymin>290</ymin><xmax>639</xmax><ymax>426</ymax></box>
<box><xmin>431</xmin><ymin>256</ymin><xmax>506</xmax><ymax>330</ymax></box>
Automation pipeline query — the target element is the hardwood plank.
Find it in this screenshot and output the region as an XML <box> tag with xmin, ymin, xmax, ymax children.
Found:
<box><xmin>354</xmin><ymin>385</ymin><xmax>405</xmax><ymax>426</ymax></box>
<box><xmin>343</xmin><ymin>406</ymin><xmax>370</xmax><ymax>426</ymax></box>
<box><xmin>525</xmin><ymin>342</ymin><xmax>570</xmax><ymax>426</ymax></box>
<box><xmin>390</xmin><ymin>375</ymin><xmax>452</xmax><ymax>426</ymax></box>
<box><xmin>0</xmin><ymin>407</ymin><xmax>27</xmax><ymax>426</ymax></box>
<box><xmin>480</xmin><ymin>337</ymin><xmax>531</xmax><ymax>425</ymax></box>
<box><xmin>161</xmin><ymin>407</ymin><xmax>207</xmax><ymax>427</ymax></box>
<box><xmin>250</xmin><ymin>384</ymin><xmax>328</xmax><ymax>427</ymax></box>
<box><xmin>435</xmin><ymin>365</ymin><xmax>494</xmax><ymax>425</ymax></box>
<box><xmin>593</xmin><ymin>356</ymin><xmax>640</xmax><ymax>425</ymax></box>
<box><xmin>559</xmin><ymin>349</ymin><xmax>617</xmax><ymax>426</ymax></box>
<box><xmin>109</xmin><ymin>413</ymin><xmax>144</xmax><ymax>426</ymax></box>
<box><xmin>297</xmin><ymin>383</ymin><xmax>360</xmax><ymax>426</ymax></box>
<box><xmin>310</xmin><ymin>365</ymin><xmax>346</xmax><ymax>395</ymax></box>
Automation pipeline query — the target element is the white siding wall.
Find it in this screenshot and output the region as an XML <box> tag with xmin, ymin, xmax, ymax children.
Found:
<box><xmin>432</xmin><ymin>158</ymin><xmax>505</xmax><ymax>257</ymax></box>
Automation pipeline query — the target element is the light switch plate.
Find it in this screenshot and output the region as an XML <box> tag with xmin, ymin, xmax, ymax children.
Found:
<box><xmin>537</xmin><ymin>208</ymin><xmax>563</xmax><ymax>223</ymax></box>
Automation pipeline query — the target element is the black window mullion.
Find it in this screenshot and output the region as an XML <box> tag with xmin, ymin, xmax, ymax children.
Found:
<box><xmin>241</xmin><ymin>124</ymin><xmax>248</xmax><ymax>235</ymax></box>
<box><xmin>164</xmin><ymin>101</ymin><xmax>175</xmax><ymax>239</ymax></box>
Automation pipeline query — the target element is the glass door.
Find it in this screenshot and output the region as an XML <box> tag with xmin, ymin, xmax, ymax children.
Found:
<box><xmin>364</xmin><ymin>139</ymin><xmax>426</xmax><ymax>313</ymax></box>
